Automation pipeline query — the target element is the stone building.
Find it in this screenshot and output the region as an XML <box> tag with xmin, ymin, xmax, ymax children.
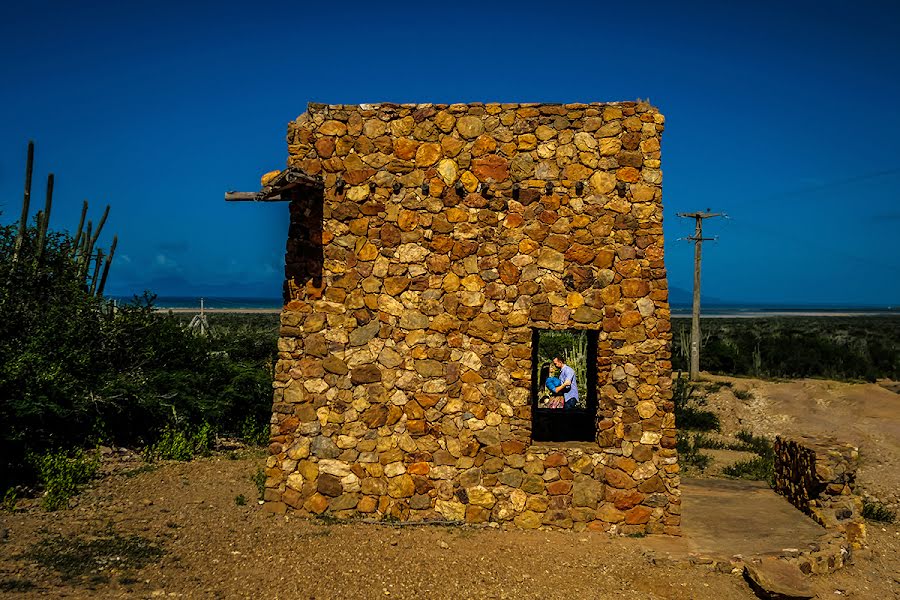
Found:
<box><xmin>241</xmin><ymin>101</ymin><xmax>678</xmax><ymax>534</ymax></box>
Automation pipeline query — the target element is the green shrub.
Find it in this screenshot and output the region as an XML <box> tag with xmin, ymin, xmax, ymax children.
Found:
<box><xmin>144</xmin><ymin>423</ymin><xmax>213</xmax><ymax>462</ymax></box>
<box><xmin>676</xmin><ymin>433</ymin><xmax>711</xmax><ymax>471</ymax></box>
<box><xmin>672</xmin><ymin>374</ymin><xmax>720</xmax><ymax>432</ymax></box>
<box><xmin>862</xmin><ymin>499</ymin><xmax>896</xmax><ymax>523</ymax></box>
<box><xmin>31</xmin><ymin>449</ymin><xmax>98</xmax><ymax>511</ymax></box>
<box><xmin>234</xmin><ymin>494</ymin><xmax>247</xmax><ymax>506</ymax></box>
<box><xmin>722</xmin><ymin>456</ymin><xmax>774</xmax><ymax>483</ymax></box>
<box><xmin>251</xmin><ymin>467</ymin><xmax>266</xmax><ymax>500</ymax></box>
<box><xmin>671</xmin><ymin>317</ymin><xmax>900</xmax><ymax>381</ymax></box>
<box><xmin>1</xmin><ymin>222</ymin><xmax>278</xmax><ymax>492</ymax></box>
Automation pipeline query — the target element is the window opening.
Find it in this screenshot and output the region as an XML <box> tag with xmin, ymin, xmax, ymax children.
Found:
<box><xmin>530</xmin><ymin>328</ymin><xmax>598</xmax><ymax>442</ymax></box>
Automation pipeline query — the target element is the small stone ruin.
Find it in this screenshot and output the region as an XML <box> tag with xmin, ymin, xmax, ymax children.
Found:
<box><xmin>253</xmin><ymin>101</ymin><xmax>679</xmax><ymax>533</ymax></box>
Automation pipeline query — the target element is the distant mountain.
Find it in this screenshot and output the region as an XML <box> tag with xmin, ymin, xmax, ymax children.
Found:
<box><xmin>668</xmin><ymin>286</ymin><xmax>726</xmax><ymax>307</ymax></box>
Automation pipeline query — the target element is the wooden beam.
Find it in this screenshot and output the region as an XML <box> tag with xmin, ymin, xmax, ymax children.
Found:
<box><xmin>225</xmin><ymin>191</ymin><xmax>286</xmax><ymax>202</ymax></box>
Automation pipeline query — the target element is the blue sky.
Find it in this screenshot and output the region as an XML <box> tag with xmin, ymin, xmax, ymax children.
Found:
<box><xmin>1</xmin><ymin>0</ymin><xmax>898</xmax><ymax>305</ymax></box>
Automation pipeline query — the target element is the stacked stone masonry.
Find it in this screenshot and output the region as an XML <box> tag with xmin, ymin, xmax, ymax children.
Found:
<box><xmin>264</xmin><ymin>101</ymin><xmax>679</xmax><ymax>534</ymax></box>
<box><xmin>774</xmin><ymin>435</ymin><xmax>866</xmax><ymax>549</ymax></box>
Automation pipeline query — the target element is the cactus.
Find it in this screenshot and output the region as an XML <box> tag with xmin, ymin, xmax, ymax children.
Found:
<box><xmin>71</xmin><ymin>200</ymin><xmax>88</xmax><ymax>259</ymax></box>
<box><xmin>11</xmin><ymin>141</ymin><xmax>35</xmax><ymax>267</ymax></box>
<box><xmin>89</xmin><ymin>249</ymin><xmax>104</xmax><ymax>295</ymax></box>
<box><xmin>34</xmin><ymin>173</ymin><xmax>54</xmax><ymax>267</ymax></box>
<box><xmin>96</xmin><ymin>235</ymin><xmax>117</xmax><ymax>297</ymax></box>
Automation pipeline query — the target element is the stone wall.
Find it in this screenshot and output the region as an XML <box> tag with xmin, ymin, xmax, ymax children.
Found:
<box><xmin>265</xmin><ymin>101</ymin><xmax>678</xmax><ymax>533</ymax></box>
<box><xmin>774</xmin><ymin>435</ymin><xmax>866</xmax><ymax>548</ymax></box>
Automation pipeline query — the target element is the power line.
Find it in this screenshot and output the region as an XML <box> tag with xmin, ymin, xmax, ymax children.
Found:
<box><xmin>676</xmin><ymin>209</ymin><xmax>723</xmax><ymax>380</ymax></box>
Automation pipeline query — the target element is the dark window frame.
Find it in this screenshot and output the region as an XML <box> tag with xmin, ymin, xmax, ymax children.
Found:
<box><xmin>530</xmin><ymin>327</ymin><xmax>599</xmax><ymax>443</ymax></box>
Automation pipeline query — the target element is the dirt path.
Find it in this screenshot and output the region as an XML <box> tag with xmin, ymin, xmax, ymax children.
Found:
<box><xmin>1</xmin><ymin>453</ymin><xmax>898</xmax><ymax>599</ymax></box>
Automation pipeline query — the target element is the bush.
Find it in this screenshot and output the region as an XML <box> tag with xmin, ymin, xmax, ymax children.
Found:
<box><xmin>31</xmin><ymin>449</ymin><xmax>98</xmax><ymax>510</ymax></box>
<box><xmin>1</xmin><ymin>218</ymin><xmax>276</xmax><ymax>492</ymax></box>
<box><xmin>144</xmin><ymin>423</ymin><xmax>213</xmax><ymax>462</ymax></box>
<box><xmin>862</xmin><ymin>499</ymin><xmax>896</xmax><ymax>523</ymax></box>
<box><xmin>676</xmin><ymin>433</ymin><xmax>711</xmax><ymax>471</ymax></box>
<box><xmin>672</xmin><ymin>375</ymin><xmax>720</xmax><ymax>432</ymax></box>
<box><xmin>672</xmin><ymin>317</ymin><xmax>900</xmax><ymax>381</ymax></box>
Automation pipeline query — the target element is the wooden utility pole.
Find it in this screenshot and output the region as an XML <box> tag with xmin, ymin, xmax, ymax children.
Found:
<box><xmin>676</xmin><ymin>210</ymin><xmax>722</xmax><ymax>380</ymax></box>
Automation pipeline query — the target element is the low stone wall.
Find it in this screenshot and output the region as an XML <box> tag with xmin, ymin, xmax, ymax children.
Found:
<box><xmin>774</xmin><ymin>435</ymin><xmax>866</xmax><ymax>549</ymax></box>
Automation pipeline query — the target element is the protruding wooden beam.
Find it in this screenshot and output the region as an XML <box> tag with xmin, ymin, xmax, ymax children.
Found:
<box><xmin>225</xmin><ymin>192</ymin><xmax>284</xmax><ymax>202</ymax></box>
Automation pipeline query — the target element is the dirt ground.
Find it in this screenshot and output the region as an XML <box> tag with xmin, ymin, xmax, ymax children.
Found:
<box><xmin>1</xmin><ymin>374</ymin><xmax>899</xmax><ymax>599</ymax></box>
<box><xmin>696</xmin><ymin>375</ymin><xmax>900</xmax><ymax>509</ymax></box>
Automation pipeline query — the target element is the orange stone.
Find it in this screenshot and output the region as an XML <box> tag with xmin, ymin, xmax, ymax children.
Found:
<box><xmin>544</xmin><ymin>452</ymin><xmax>568</xmax><ymax>467</ymax></box>
<box><xmin>394</xmin><ymin>137</ymin><xmax>419</xmax><ymax>160</ymax></box>
<box><xmin>621</xmin><ymin>279</ymin><xmax>650</xmax><ymax>297</ymax></box>
<box><xmin>624</xmin><ymin>505</ymin><xmax>653</xmax><ymax>525</ymax></box>
<box><xmin>617</xmin><ymin>167</ymin><xmax>641</xmax><ymax>183</ymax></box>
<box><xmin>620</xmin><ymin>311</ymin><xmax>642</xmax><ymax>327</ymax></box>
<box><xmin>408</xmin><ymin>461</ymin><xmax>430</xmax><ymax>475</ymax></box>
<box><xmin>547</xmin><ymin>480</ymin><xmax>573</xmax><ymax>495</ymax></box>
<box><xmin>472</xmin><ymin>154</ymin><xmax>509</xmax><ymax>182</ymax></box>
<box><xmin>304</xmin><ymin>493</ymin><xmax>329</xmax><ymax>514</ymax></box>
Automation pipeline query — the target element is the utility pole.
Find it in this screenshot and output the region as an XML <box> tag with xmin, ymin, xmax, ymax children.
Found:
<box><xmin>676</xmin><ymin>210</ymin><xmax>722</xmax><ymax>380</ymax></box>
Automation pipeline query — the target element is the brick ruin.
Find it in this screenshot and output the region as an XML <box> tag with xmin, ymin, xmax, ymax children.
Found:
<box><xmin>261</xmin><ymin>101</ymin><xmax>679</xmax><ymax>534</ymax></box>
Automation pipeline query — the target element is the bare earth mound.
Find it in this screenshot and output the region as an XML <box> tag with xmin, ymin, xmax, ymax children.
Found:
<box><xmin>699</xmin><ymin>375</ymin><xmax>900</xmax><ymax>509</ymax></box>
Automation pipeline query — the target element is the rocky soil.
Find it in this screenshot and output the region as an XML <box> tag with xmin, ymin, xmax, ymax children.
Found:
<box><xmin>1</xmin><ymin>374</ymin><xmax>898</xmax><ymax>599</ymax></box>
<box><xmin>691</xmin><ymin>375</ymin><xmax>900</xmax><ymax>511</ymax></box>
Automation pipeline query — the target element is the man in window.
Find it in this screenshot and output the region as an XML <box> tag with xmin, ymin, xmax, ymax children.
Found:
<box><xmin>552</xmin><ymin>356</ymin><xmax>579</xmax><ymax>409</ymax></box>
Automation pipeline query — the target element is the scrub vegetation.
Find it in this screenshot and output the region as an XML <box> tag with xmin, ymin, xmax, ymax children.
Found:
<box><xmin>672</xmin><ymin>316</ymin><xmax>900</xmax><ymax>381</ymax></box>
<box><xmin>0</xmin><ymin>218</ymin><xmax>278</xmax><ymax>504</ymax></box>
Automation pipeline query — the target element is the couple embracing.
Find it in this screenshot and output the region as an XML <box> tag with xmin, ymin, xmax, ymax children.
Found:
<box><xmin>544</xmin><ymin>356</ymin><xmax>579</xmax><ymax>409</ymax></box>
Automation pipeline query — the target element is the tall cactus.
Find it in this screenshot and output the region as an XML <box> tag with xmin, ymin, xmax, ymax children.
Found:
<box><xmin>34</xmin><ymin>173</ymin><xmax>54</xmax><ymax>267</ymax></box>
<box><xmin>71</xmin><ymin>200</ymin><xmax>88</xmax><ymax>259</ymax></box>
<box><xmin>96</xmin><ymin>235</ymin><xmax>117</xmax><ymax>297</ymax></box>
<box><xmin>6</xmin><ymin>141</ymin><xmax>119</xmax><ymax>298</ymax></box>
<box><xmin>11</xmin><ymin>141</ymin><xmax>35</xmax><ymax>267</ymax></box>
<box><xmin>89</xmin><ymin>249</ymin><xmax>104</xmax><ymax>296</ymax></box>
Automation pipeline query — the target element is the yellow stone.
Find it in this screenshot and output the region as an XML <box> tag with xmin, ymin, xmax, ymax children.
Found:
<box><xmin>599</xmin><ymin>138</ymin><xmax>621</xmax><ymax>156</ymax></box>
<box><xmin>261</xmin><ymin>170</ymin><xmax>281</xmax><ymax>186</ymax></box>
<box><xmin>460</xmin><ymin>170</ymin><xmax>479</xmax><ymax>192</ymax></box>
<box><xmin>442</xmin><ymin>272</ymin><xmax>461</xmax><ymax>292</ymax></box>
<box><xmin>590</xmin><ymin>171</ymin><xmax>616</xmax><ymax>194</ymax></box>
<box><xmin>461</xmin><ymin>275</ymin><xmax>484</xmax><ymax>291</ymax></box>
<box><xmin>566</xmin><ymin>292</ymin><xmax>584</xmax><ymax>309</ymax></box>
<box><xmin>603</xmin><ymin>106</ymin><xmax>623</xmax><ymax>120</ymax></box>
<box><xmin>446</xmin><ymin>207</ymin><xmax>468</xmax><ymax>223</ymax></box>
<box><xmin>320</xmin><ymin>120</ymin><xmax>347</xmax><ymax>136</ymax></box>
<box><xmin>637</xmin><ymin>400</ymin><xmax>656</xmax><ymax>419</ymax></box>
<box><xmin>437</xmin><ymin>159</ymin><xmax>458</xmax><ymax>185</ymax></box>
<box><xmin>471</xmin><ymin>134</ymin><xmax>497</xmax><ymax>157</ymax></box>
<box><xmin>434</xmin><ymin>111</ymin><xmax>456</xmax><ymax>133</ymax></box>
<box><xmin>640</xmin><ymin>138</ymin><xmax>660</xmax><ymax>153</ymax></box>
<box><xmin>519</xmin><ymin>239</ymin><xmax>539</xmax><ymax>254</ymax></box>
<box><xmin>517</xmin><ymin>134</ymin><xmax>537</xmax><ymax>150</ymax></box>
<box><xmin>415</xmin><ymin>142</ymin><xmax>442</xmax><ymax>167</ymax></box>
<box><xmin>346</xmin><ymin>185</ymin><xmax>369</xmax><ymax>202</ymax></box>
<box><xmin>535</xmin><ymin>125</ymin><xmax>556</xmax><ymax>141</ymax></box>
<box><xmin>631</xmin><ymin>184</ymin><xmax>656</xmax><ymax>202</ymax></box>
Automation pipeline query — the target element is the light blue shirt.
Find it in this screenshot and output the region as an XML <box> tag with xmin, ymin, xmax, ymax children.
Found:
<box><xmin>559</xmin><ymin>364</ymin><xmax>579</xmax><ymax>405</ymax></box>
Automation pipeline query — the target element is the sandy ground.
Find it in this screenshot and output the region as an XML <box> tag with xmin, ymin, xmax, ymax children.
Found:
<box><xmin>2</xmin><ymin>375</ymin><xmax>899</xmax><ymax>599</ymax></box>
<box><xmin>697</xmin><ymin>375</ymin><xmax>900</xmax><ymax>508</ymax></box>
<box><xmin>1</xmin><ymin>454</ymin><xmax>898</xmax><ymax>600</ymax></box>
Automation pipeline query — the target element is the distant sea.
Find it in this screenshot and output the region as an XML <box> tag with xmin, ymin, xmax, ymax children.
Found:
<box><xmin>670</xmin><ymin>304</ymin><xmax>899</xmax><ymax>317</ymax></box>
<box><xmin>113</xmin><ymin>296</ymin><xmax>899</xmax><ymax>317</ymax></box>
<box><xmin>113</xmin><ymin>296</ymin><xmax>283</xmax><ymax>310</ymax></box>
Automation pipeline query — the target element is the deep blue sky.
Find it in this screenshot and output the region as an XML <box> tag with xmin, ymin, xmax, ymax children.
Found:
<box><xmin>2</xmin><ymin>1</ymin><xmax>898</xmax><ymax>305</ymax></box>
